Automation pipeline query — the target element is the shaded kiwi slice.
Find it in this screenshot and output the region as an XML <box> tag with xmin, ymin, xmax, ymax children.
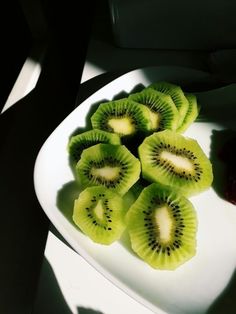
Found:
<box><xmin>138</xmin><ymin>130</ymin><xmax>213</xmax><ymax>196</ymax></box>
<box><xmin>91</xmin><ymin>98</ymin><xmax>152</xmax><ymax>138</ymax></box>
<box><xmin>73</xmin><ymin>186</ymin><xmax>126</xmax><ymax>245</ymax></box>
<box><xmin>128</xmin><ymin>88</ymin><xmax>179</xmax><ymax>131</ymax></box>
<box><xmin>126</xmin><ymin>183</ymin><xmax>197</xmax><ymax>270</ymax></box>
<box><xmin>76</xmin><ymin>143</ymin><xmax>141</xmax><ymax>195</ymax></box>
<box><xmin>68</xmin><ymin>129</ymin><xmax>121</xmax><ymax>165</ymax></box>
<box><xmin>177</xmin><ymin>93</ymin><xmax>200</xmax><ymax>133</ymax></box>
<box><xmin>148</xmin><ymin>81</ymin><xmax>189</xmax><ymax>128</ymax></box>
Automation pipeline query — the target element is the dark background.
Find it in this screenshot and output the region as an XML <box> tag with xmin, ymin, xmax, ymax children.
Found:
<box><xmin>1</xmin><ymin>0</ymin><xmax>236</xmax><ymax>313</ymax></box>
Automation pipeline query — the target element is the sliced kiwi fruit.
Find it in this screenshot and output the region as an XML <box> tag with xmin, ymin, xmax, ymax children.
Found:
<box><xmin>66</xmin><ymin>79</ymin><xmax>213</xmax><ymax>269</ymax></box>
<box><xmin>91</xmin><ymin>98</ymin><xmax>152</xmax><ymax>138</ymax></box>
<box><xmin>126</xmin><ymin>182</ymin><xmax>197</xmax><ymax>270</ymax></box>
<box><xmin>128</xmin><ymin>88</ymin><xmax>179</xmax><ymax>131</ymax></box>
<box><xmin>73</xmin><ymin>186</ymin><xmax>127</xmax><ymax>245</ymax></box>
<box><xmin>68</xmin><ymin>129</ymin><xmax>121</xmax><ymax>165</ymax></box>
<box><xmin>138</xmin><ymin>130</ymin><xmax>213</xmax><ymax>196</ymax></box>
<box><xmin>177</xmin><ymin>93</ymin><xmax>200</xmax><ymax>133</ymax></box>
<box><xmin>147</xmin><ymin>81</ymin><xmax>189</xmax><ymax>128</ymax></box>
<box><xmin>76</xmin><ymin>143</ymin><xmax>141</xmax><ymax>195</ymax></box>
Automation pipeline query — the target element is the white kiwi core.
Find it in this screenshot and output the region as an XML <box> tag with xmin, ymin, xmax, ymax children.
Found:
<box><xmin>108</xmin><ymin>117</ymin><xmax>135</xmax><ymax>135</ymax></box>
<box><xmin>160</xmin><ymin>151</ymin><xmax>193</xmax><ymax>172</ymax></box>
<box><xmin>91</xmin><ymin>166</ymin><xmax>120</xmax><ymax>180</ymax></box>
<box><xmin>155</xmin><ymin>206</ymin><xmax>173</xmax><ymax>243</ymax></box>
<box><xmin>149</xmin><ymin>111</ymin><xmax>160</xmax><ymax>129</ymax></box>
<box><xmin>93</xmin><ymin>200</ymin><xmax>104</xmax><ymax>221</ymax></box>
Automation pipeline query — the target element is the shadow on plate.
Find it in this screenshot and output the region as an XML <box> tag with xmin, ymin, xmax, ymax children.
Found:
<box><xmin>195</xmin><ymin>84</ymin><xmax>236</xmax><ymax>203</ymax></box>
<box><xmin>69</xmin><ymin>98</ymin><xmax>109</xmax><ymax>138</ymax></box>
<box><xmin>195</xmin><ymin>83</ymin><xmax>236</xmax><ymax>127</ymax></box>
<box><xmin>69</xmin><ymin>81</ymin><xmax>145</xmax><ymax>140</ymax></box>
<box><xmin>112</xmin><ymin>83</ymin><xmax>146</xmax><ymax>101</ymax></box>
<box><xmin>56</xmin><ymin>180</ymin><xmax>82</xmax><ymax>225</ymax></box>
<box><xmin>207</xmin><ymin>268</ymin><xmax>236</xmax><ymax>314</ymax></box>
<box><xmin>209</xmin><ymin>129</ymin><xmax>236</xmax><ymax>201</ymax></box>
<box><xmin>78</xmin><ymin>309</ymin><xmax>104</xmax><ymax>314</ymax></box>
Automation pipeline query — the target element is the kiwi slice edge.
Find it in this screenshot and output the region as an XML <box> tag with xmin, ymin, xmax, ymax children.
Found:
<box><xmin>148</xmin><ymin>81</ymin><xmax>189</xmax><ymax>128</ymax></box>
<box><xmin>177</xmin><ymin>93</ymin><xmax>200</xmax><ymax>133</ymax></box>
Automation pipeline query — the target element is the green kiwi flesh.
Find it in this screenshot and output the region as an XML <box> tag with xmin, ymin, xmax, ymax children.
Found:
<box><xmin>91</xmin><ymin>98</ymin><xmax>152</xmax><ymax>138</ymax></box>
<box><xmin>128</xmin><ymin>88</ymin><xmax>179</xmax><ymax>131</ymax></box>
<box><xmin>126</xmin><ymin>183</ymin><xmax>197</xmax><ymax>270</ymax></box>
<box><xmin>73</xmin><ymin>186</ymin><xmax>126</xmax><ymax>245</ymax></box>
<box><xmin>138</xmin><ymin>130</ymin><xmax>213</xmax><ymax>196</ymax></box>
<box><xmin>177</xmin><ymin>93</ymin><xmax>200</xmax><ymax>133</ymax></box>
<box><xmin>68</xmin><ymin>129</ymin><xmax>121</xmax><ymax>165</ymax></box>
<box><xmin>147</xmin><ymin>81</ymin><xmax>189</xmax><ymax>128</ymax></box>
<box><xmin>76</xmin><ymin>143</ymin><xmax>141</xmax><ymax>195</ymax></box>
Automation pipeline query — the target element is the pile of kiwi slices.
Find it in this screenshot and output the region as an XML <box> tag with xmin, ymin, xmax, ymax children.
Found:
<box><xmin>68</xmin><ymin>81</ymin><xmax>213</xmax><ymax>270</ymax></box>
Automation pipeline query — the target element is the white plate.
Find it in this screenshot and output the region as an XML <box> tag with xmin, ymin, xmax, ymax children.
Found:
<box><xmin>34</xmin><ymin>66</ymin><xmax>236</xmax><ymax>314</ymax></box>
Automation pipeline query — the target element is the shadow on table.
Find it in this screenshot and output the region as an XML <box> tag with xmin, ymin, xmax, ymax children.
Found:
<box><xmin>33</xmin><ymin>257</ymin><xmax>104</xmax><ymax>314</ymax></box>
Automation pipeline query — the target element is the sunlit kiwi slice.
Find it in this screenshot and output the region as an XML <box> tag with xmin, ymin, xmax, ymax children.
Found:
<box><xmin>138</xmin><ymin>130</ymin><xmax>213</xmax><ymax>196</ymax></box>
<box><xmin>91</xmin><ymin>98</ymin><xmax>152</xmax><ymax>138</ymax></box>
<box><xmin>128</xmin><ymin>88</ymin><xmax>179</xmax><ymax>131</ymax></box>
<box><xmin>177</xmin><ymin>93</ymin><xmax>200</xmax><ymax>133</ymax></box>
<box><xmin>76</xmin><ymin>143</ymin><xmax>141</xmax><ymax>195</ymax></box>
<box><xmin>73</xmin><ymin>186</ymin><xmax>126</xmax><ymax>245</ymax></box>
<box><xmin>126</xmin><ymin>182</ymin><xmax>197</xmax><ymax>270</ymax></box>
<box><xmin>148</xmin><ymin>81</ymin><xmax>189</xmax><ymax>128</ymax></box>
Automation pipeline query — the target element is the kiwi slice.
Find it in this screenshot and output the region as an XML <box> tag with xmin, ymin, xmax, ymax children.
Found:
<box><xmin>138</xmin><ymin>130</ymin><xmax>213</xmax><ymax>196</ymax></box>
<box><xmin>91</xmin><ymin>98</ymin><xmax>152</xmax><ymax>138</ymax></box>
<box><xmin>177</xmin><ymin>93</ymin><xmax>200</xmax><ymax>133</ymax></box>
<box><xmin>73</xmin><ymin>186</ymin><xmax>126</xmax><ymax>245</ymax></box>
<box><xmin>148</xmin><ymin>81</ymin><xmax>189</xmax><ymax>128</ymax></box>
<box><xmin>68</xmin><ymin>129</ymin><xmax>121</xmax><ymax>165</ymax></box>
<box><xmin>76</xmin><ymin>143</ymin><xmax>141</xmax><ymax>195</ymax></box>
<box><xmin>128</xmin><ymin>88</ymin><xmax>179</xmax><ymax>131</ymax></box>
<box><xmin>126</xmin><ymin>183</ymin><xmax>197</xmax><ymax>270</ymax></box>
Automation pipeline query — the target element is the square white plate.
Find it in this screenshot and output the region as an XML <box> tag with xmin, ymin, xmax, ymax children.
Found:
<box><xmin>34</xmin><ymin>66</ymin><xmax>236</xmax><ymax>314</ymax></box>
